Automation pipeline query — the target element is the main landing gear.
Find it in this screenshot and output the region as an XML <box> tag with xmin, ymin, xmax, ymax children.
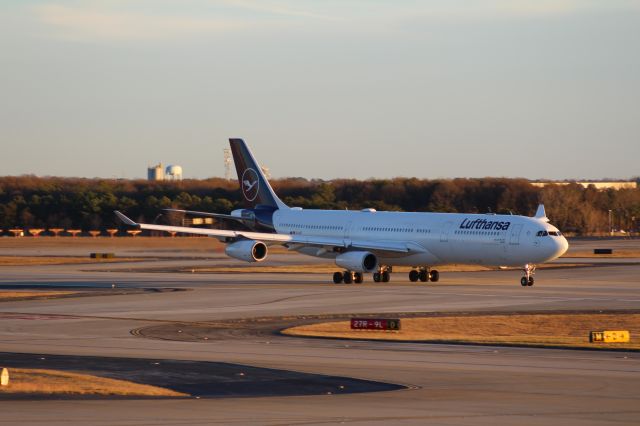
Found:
<box><xmin>520</xmin><ymin>264</ymin><xmax>536</xmax><ymax>287</ymax></box>
<box><xmin>333</xmin><ymin>271</ymin><xmax>364</xmax><ymax>284</ymax></box>
<box><xmin>372</xmin><ymin>266</ymin><xmax>391</xmax><ymax>283</ymax></box>
<box><xmin>409</xmin><ymin>267</ymin><xmax>439</xmax><ymax>283</ymax></box>
<box><xmin>331</xmin><ymin>266</ymin><xmax>442</xmax><ymax>284</ymax></box>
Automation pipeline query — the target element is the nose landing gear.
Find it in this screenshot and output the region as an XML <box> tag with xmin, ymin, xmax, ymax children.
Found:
<box><xmin>520</xmin><ymin>264</ymin><xmax>536</xmax><ymax>286</ymax></box>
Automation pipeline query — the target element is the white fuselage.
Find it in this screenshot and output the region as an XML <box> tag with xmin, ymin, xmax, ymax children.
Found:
<box><xmin>273</xmin><ymin>208</ymin><xmax>568</xmax><ymax>267</ymax></box>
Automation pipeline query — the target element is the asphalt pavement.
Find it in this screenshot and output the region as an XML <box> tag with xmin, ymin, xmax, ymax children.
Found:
<box><xmin>0</xmin><ymin>238</ymin><xmax>638</xmax><ymax>425</ymax></box>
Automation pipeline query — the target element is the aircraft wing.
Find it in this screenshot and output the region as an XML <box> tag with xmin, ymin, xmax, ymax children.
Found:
<box><xmin>115</xmin><ymin>211</ymin><xmax>289</xmax><ymax>242</ymax></box>
<box><xmin>285</xmin><ymin>234</ymin><xmax>420</xmax><ymax>254</ymax></box>
<box><xmin>115</xmin><ymin>211</ymin><xmax>421</xmax><ymax>255</ymax></box>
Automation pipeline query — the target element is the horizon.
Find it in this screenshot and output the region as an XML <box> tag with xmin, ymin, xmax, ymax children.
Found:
<box><xmin>1</xmin><ymin>174</ymin><xmax>638</xmax><ymax>183</ymax></box>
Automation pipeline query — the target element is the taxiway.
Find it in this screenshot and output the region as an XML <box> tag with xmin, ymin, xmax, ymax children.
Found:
<box><xmin>0</xmin><ymin>238</ymin><xmax>638</xmax><ymax>425</ymax></box>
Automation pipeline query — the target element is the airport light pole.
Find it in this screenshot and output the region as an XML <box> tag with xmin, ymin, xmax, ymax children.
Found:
<box><xmin>608</xmin><ymin>209</ymin><xmax>613</xmax><ymax>236</ymax></box>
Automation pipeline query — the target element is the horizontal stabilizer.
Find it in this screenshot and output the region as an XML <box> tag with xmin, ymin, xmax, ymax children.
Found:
<box><xmin>163</xmin><ymin>209</ymin><xmax>244</xmax><ymax>221</ymax></box>
<box><xmin>164</xmin><ymin>208</ymin><xmax>225</xmax><ymax>217</ymax></box>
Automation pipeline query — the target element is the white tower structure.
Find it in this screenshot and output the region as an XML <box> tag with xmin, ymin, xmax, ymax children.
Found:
<box><xmin>224</xmin><ymin>148</ymin><xmax>232</xmax><ymax>181</ymax></box>
<box><xmin>165</xmin><ymin>165</ymin><xmax>183</xmax><ymax>181</ymax></box>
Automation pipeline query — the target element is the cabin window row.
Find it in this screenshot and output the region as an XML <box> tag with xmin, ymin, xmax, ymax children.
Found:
<box><xmin>361</xmin><ymin>227</ymin><xmax>431</xmax><ymax>233</ymax></box>
<box><xmin>454</xmin><ymin>230</ymin><xmax>501</xmax><ymax>236</ymax></box>
<box><xmin>280</xmin><ymin>223</ymin><xmax>343</xmax><ymax>231</ymax></box>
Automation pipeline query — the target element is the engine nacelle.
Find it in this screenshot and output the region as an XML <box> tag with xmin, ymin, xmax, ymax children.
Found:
<box><xmin>335</xmin><ymin>251</ymin><xmax>378</xmax><ymax>273</ymax></box>
<box><xmin>225</xmin><ymin>240</ymin><xmax>268</xmax><ymax>262</ymax></box>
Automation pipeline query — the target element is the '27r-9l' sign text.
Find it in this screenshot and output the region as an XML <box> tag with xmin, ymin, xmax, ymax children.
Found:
<box><xmin>350</xmin><ymin>318</ymin><xmax>400</xmax><ymax>331</ymax></box>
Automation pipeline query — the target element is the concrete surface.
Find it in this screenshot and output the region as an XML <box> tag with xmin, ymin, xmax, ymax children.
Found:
<box><xmin>0</xmin><ymin>238</ymin><xmax>638</xmax><ymax>425</ymax></box>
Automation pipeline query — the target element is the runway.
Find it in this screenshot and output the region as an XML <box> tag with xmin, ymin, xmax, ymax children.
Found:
<box><xmin>0</xmin><ymin>239</ymin><xmax>638</xmax><ymax>425</ymax></box>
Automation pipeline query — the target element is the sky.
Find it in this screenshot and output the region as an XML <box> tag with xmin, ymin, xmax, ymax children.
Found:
<box><xmin>1</xmin><ymin>0</ymin><xmax>639</xmax><ymax>180</ymax></box>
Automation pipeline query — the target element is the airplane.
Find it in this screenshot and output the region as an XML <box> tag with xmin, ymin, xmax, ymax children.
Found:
<box><xmin>116</xmin><ymin>138</ymin><xmax>569</xmax><ymax>286</ymax></box>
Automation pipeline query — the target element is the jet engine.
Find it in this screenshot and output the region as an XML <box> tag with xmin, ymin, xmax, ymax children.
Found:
<box><xmin>225</xmin><ymin>240</ymin><xmax>268</xmax><ymax>262</ymax></box>
<box><xmin>335</xmin><ymin>251</ymin><xmax>378</xmax><ymax>273</ymax></box>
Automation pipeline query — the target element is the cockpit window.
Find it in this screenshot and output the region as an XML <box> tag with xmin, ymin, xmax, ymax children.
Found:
<box><xmin>537</xmin><ymin>230</ymin><xmax>563</xmax><ymax>237</ymax></box>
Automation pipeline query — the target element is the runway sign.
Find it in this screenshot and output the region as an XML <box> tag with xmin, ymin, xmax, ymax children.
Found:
<box><xmin>594</xmin><ymin>248</ymin><xmax>613</xmax><ymax>254</ymax></box>
<box><xmin>590</xmin><ymin>330</ymin><xmax>630</xmax><ymax>343</ymax></box>
<box><xmin>351</xmin><ymin>318</ymin><xmax>400</xmax><ymax>331</ymax></box>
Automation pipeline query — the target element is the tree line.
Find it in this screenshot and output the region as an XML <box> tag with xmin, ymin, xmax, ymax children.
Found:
<box><xmin>0</xmin><ymin>176</ymin><xmax>638</xmax><ymax>235</ymax></box>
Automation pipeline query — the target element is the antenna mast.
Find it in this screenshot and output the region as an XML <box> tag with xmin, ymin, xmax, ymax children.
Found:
<box><xmin>223</xmin><ymin>148</ymin><xmax>232</xmax><ymax>181</ymax></box>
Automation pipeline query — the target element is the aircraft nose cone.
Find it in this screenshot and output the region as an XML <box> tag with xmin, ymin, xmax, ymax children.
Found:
<box><xmin>555</xmin><ymin>236</ymin><xmax>569</xmax><ymax>258</ymax></box>
<box><xmin>543</xmin><ymin>235</ymin><xmax>568</xmax><ymax>261</ymax></box>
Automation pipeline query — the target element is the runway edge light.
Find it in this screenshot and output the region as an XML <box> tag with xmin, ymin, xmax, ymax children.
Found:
<box><xmin>1</xmin><ymin>368</ymin><xmax>9</xmax><ymax>386</ymax></box>
<box><xmin>590</xmin><ymin>330</ymin><xmax>630</xmax><ymax>343</ymax></box>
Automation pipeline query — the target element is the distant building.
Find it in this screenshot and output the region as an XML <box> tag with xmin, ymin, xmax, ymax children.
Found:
<box><xmin>530</xmin><ymin>181</ymin><xmax>637</xmax><ymax>190</ymax></box>
<box><xmin>147</xmin><ymin>163</ymin><xmax>164</xmax><ymax>181</ymax></box>
<box><xmin>165</xmin><ymin>165</ymin><xmax>183</xmax><ymax>181</ymax></box>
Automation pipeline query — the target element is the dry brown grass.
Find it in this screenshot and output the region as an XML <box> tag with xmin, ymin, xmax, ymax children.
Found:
<box><xmin>0</xmin><ymin>256</ymin><xmax>143</xmax><ymax>266</ymax></box>
<box><xmin>0</xmin><ymin>368</ymin><xmax>186</xmax><ymax>396</ymax></box>
<box><xmin>283</xmin><ymin>313</ymin><xmax>640</xmax><ymax>350</ymax></box>
<box><xmin>0</xmin><ymin>291</ymin><xmax>78</xmax><ymax>300</ymax></box>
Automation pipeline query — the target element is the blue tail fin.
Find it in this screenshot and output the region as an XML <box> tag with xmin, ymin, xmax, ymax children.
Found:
<box><xmin>229</xmin><ymin>138</ymin><xmax>288</xmax><ymax>210</ymax></box>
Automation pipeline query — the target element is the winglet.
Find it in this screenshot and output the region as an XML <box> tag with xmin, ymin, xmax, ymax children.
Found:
<box><xmin>534</xmin><ymin>204</ymin><xmax>549</xmax><ymax>222</ymax></box>
<box><xmin>115</xmin><ymin>211</ymin><xmax>138</xmax><ymax>226</ymax></box>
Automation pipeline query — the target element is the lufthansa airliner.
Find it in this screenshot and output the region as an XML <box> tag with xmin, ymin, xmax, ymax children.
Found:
<box><xmin>116</xmin><ymin>139</ymin><xmax>568</xmax><ymax>286</ymax></box>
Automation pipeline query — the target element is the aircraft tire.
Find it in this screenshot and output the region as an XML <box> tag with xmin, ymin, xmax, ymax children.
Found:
<box><xmin>382</xmin><ymin>271</ymin><xmax>390</xmax><ymax>282</ymax></box>
<box><xmin>343</xmin><ymin>271</ymin><xmax>354</xmax><ymax>284</ymax></box>
<box><xmin>333</xmin><ymin>272</ymin><xmax>344</xmax><ymax>284</ymax></box>
<box><xmin>527</xmin><ymin>276</ymin><xmax>534</xmax><ymax>286</ymax></box>
<box><xmin>373</xmin><ymin>272</ymin><xmax>381</xmax><ymax>282</ymax></box>
<box><xmin>409</xmin><ymin>270</ymin><xmax>419</xmax><ymax>282</ymax></box>
<box><xmin>419</xmin><ymin>270</ymin><xmax>429</xmax><ymax>282</ymax></box>
<box><xmin>520</xmin><ymin>277</ymin><xmax>528</xmax><ymax>286</ymax></box>
<box><xmin>354</xmin><ymin>272</ymin><xmax>363</xmax><ymax>284</ymax></box>
<box><xmin>429</xmin><ymin>270</ymin><xmax>440</xmax><ymax>282</ymax></box>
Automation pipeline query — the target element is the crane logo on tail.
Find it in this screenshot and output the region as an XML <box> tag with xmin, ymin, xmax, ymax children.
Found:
<box><xmin>241</xmin><ymin>168</ymin><xmax>260</xmax><ymax>202</ymax></box>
